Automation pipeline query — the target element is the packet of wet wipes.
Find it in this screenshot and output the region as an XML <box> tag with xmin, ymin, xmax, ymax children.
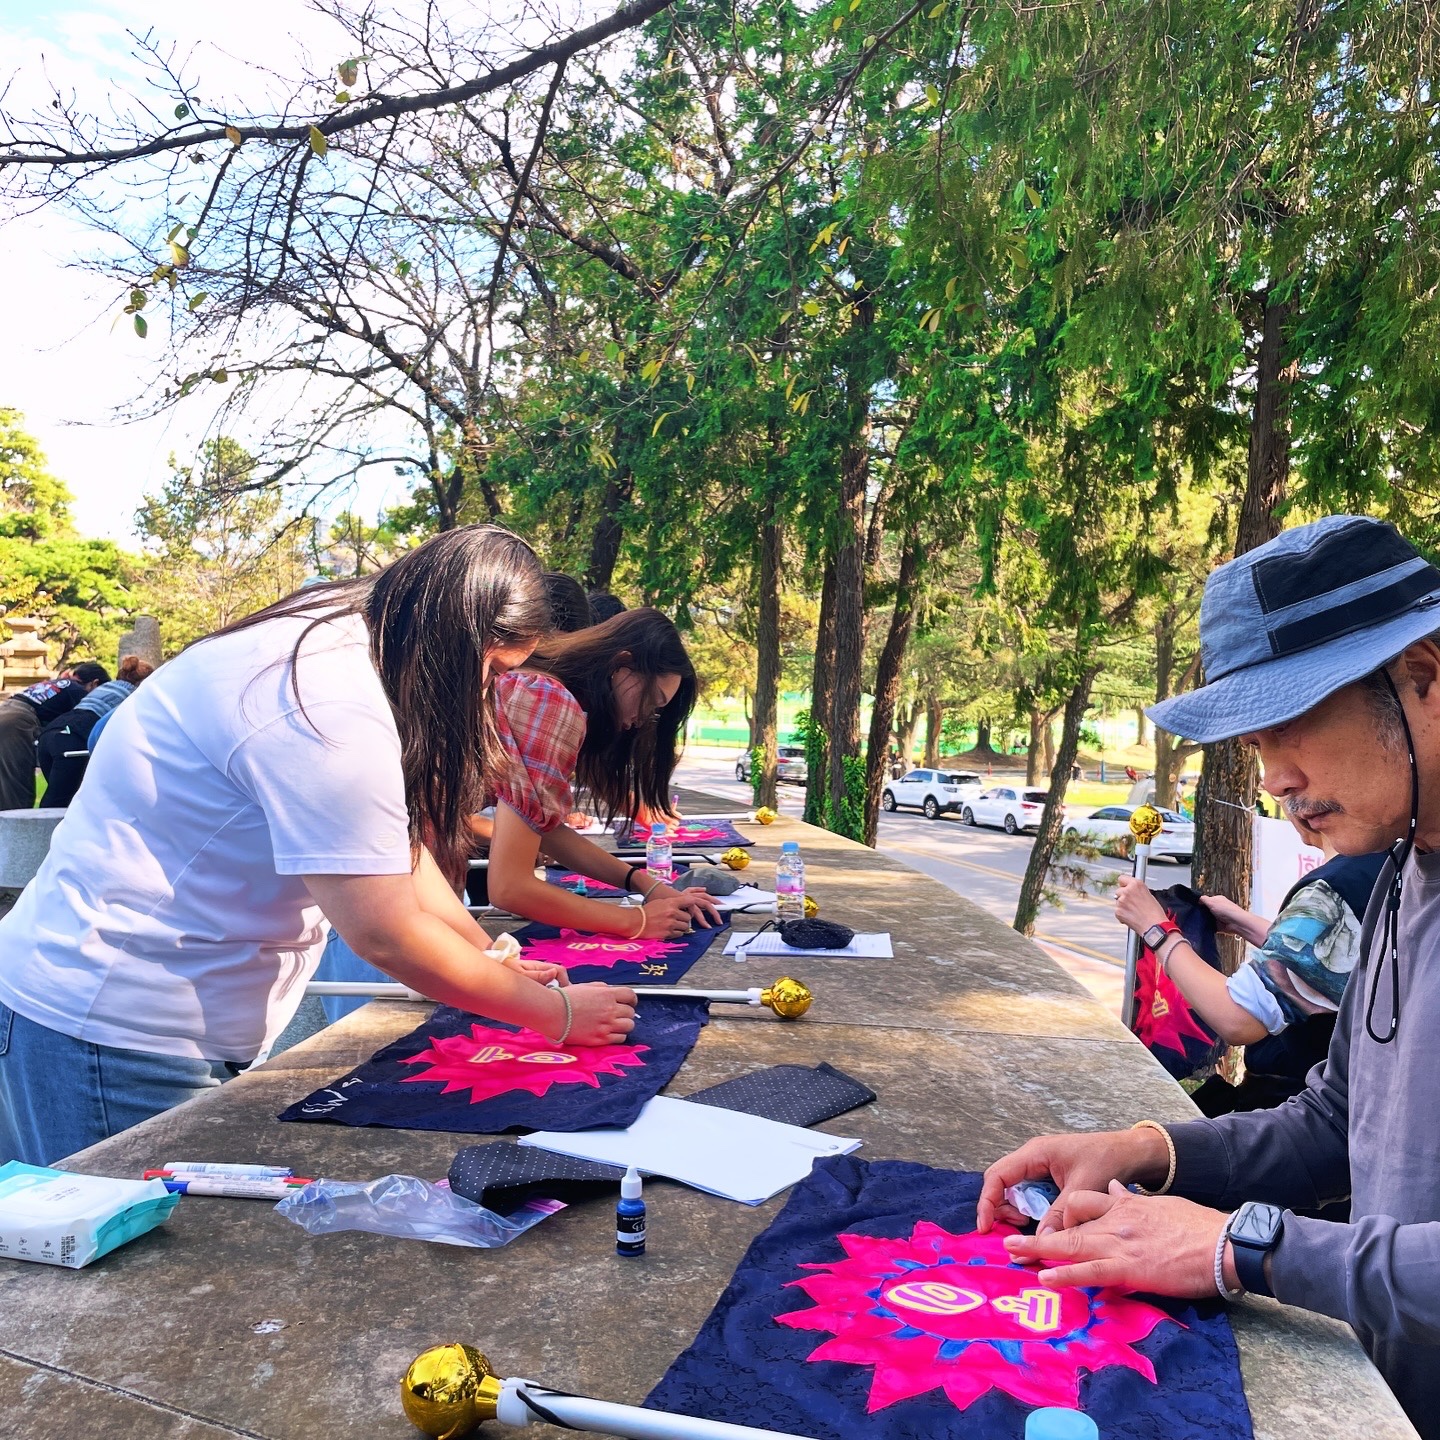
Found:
<box><xmin>0</xmin><ymin>1162</ymin><xmax>180</xmax><ymax>1268</ymax></box>
<box><xmin>1004</xmin><ymin>1178</ymin><xmax>1061</xmax><ymax>1222</ymax></box>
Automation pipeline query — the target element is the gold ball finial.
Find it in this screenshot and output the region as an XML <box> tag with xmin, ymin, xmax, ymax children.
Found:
<box><xmin>803</xmin><ymin>894</ymin><xmax>819</xmax><ymax>919</ymax></box>
<box><xmin>761</xmin><ymin>976</ymin><xmax>813</xmax><ymax>1019</ymax></box>
<box><xmin>401</xmin><ymin>1344</ymin><xmax>502</xmax><ymax>1438</ymax></box>
<box><xmin>1129</xmin><ymin>803</ymin><xmax>1164</xmax><ymax>845</ymax></box>
<box><xmin>721</xmin><ymin>847</ymin><xmax>750</xmax><ymax>871</ymax></box>
<box><xmin>755</xmin><ymin>806</ymin><xmax>779</xmax><ymax>825</ymax></box>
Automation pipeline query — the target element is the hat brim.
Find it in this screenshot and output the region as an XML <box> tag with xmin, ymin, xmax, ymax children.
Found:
<box><xmin>1148</xmin><ymin>599</ymin><xmax>1440</xmax><ymax>744</ymax></box>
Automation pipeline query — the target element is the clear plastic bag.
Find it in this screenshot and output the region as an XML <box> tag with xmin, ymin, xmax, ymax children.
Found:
<box><xmin>275</xmin><ymin>1174</ymin><xmax>559</xmax><ymax>1248</ymax></box>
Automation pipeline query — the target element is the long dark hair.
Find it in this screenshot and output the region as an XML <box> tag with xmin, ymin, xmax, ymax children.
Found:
<box><xmin>524</xmin><ymin>607</ymin><xmax>697</xmax><ymax>818</ymax></box>
<box><xmin>204</xmin><ymin>525</ymin><xmax>550</xmax><ymax>869</ymax></box>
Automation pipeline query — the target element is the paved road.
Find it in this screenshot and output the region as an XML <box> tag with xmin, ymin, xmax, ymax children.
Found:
<box><xmin>673</xmin><ymin>752</ymin><xmax>1194</xmax><ymax>1016</ymax></box>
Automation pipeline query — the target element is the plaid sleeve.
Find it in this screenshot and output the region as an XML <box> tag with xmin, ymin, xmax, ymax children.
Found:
<box><xmin>492</xmin><ymin>672</ymin><xmax>587</xmax><ymax>833</ymax></box>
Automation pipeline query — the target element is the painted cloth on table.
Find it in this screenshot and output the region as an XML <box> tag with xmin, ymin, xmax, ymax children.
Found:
<box><xmin>487</xmin><ymin>672</ymin><xmax>586</xmax><ymax>834</ymax></box>
<box><xmin>510</xmin><ymin>919</ymin><xmax>727</xmax><ymax>985</ymax></box>
<box><xmin>613</xmin><ymin>818</ymin><xmax>753</xmax><ymax>849</ymax></box>
<box><xmin>543</xmin><ymin>863</ymin><xmax>689</xmax><ymax>895</ymax></box>
<box><xmin>646</xmin><ymin>1155</ymin><xmax>1253</xmax><ymax>1440</ymax></box>
<box><xmin>1128</xmin><ymin>885</ymin><xmax>1224</xmax><ymax>1082</ymax></box>
<box><xmin>277</xmin><ymin>996</ymin><xmax>708</xmax><ymax>1134</ymax></box>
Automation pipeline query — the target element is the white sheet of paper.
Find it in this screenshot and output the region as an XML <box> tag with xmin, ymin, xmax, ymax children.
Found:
<box><xmin>721</xmin><ymin>930</ymin><xmax>894</xmax><ymax>958</ymax></box>
<box><xmin>707</xmin><ymin>885</ymin><xmax>776</xmax><ymax>912</ymax></box>
<box><xmin>518</xmin><ymin>1096</ymin><xmax>861</xmax><ymax>1205</ymax></box>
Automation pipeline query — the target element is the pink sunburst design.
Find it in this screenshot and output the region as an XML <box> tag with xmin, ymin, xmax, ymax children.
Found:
<box><xmin>778</xmin><ymin>1221</ymin><xmax>1176</xmax><ymax>1413</ymax></box>
<box><xmin>555</xmin><ymin>873</ymin><xmax>622</xmax><ymax>893</ymax></box>
<box><xmin>666</xmin><ymin>824</ymin><xmax>737</xmax><ymax>844</ymax></box>
<box><xmin>400</xmin><ymin>1022</ymin><xmax>648</xmax><ymax>1103</ymax></box>
<box><xmin>520</xmin><ymin>928</ymin><xmax>686</xmax><ymax>971</ymax></box>
<box><xmin>1134</xmin><ymin>947</ymin><xmax>1215</xmax><ymax>1055</ymax></box>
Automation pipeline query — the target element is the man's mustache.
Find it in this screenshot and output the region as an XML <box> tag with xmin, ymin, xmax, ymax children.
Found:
<box><xmin>1282</xmin><ymin>796</ymin><xmax>1346</xmax><ymax>820</ymax></box>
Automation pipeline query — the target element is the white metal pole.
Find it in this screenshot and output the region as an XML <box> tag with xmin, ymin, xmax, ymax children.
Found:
<box><xmin>304</xmin><ymin>981</ymin><xmax>429</xmax><ymax>1000</ymax></box>
<box><xmin>1119</xmin><ymin>841</ymin><xmax>1153</xmax><ymax>1031</ymax></box>
<box><xmin>628</xmin><ymin>986</ymin><xmax>762</xmax><ymax>1005</ymax></box>
<box><xmin>495</xmin><ymin>1380</ymin><xmax>819</xmax><ymax>1440</ymax></box>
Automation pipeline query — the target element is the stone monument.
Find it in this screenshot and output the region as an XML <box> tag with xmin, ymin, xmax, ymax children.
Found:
<box><xmin>118</xmin><ymin>615</ymin><xmax>163</xmax><ymax>670</ymax></box>
<box><xmin>0</xmin><ymin>616</ymin><xmax>51</xmax><ymax>694</ymax></box>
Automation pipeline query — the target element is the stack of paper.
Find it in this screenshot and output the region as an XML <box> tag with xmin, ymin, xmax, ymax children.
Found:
<box><xmin>708</xmin><ymin>885</ymin><xmax>777</xmax><ymax>913</ymax></box>
<box><xmin>722</xmin><ymin>931</ymin><xmax>894</xmax><ymax>959</ymax></box>
<box><xmin>518</xmin><ymin>1096</ymin><xmax>861</xmax><ymax>1205</ymax></box>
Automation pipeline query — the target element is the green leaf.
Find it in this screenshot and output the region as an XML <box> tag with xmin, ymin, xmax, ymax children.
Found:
<box><xmin>334</xmin><ymin>91</ymin><xmax>351</xmax><ymax>105</ymax></box>
<box><xmin>133</xmin><ymin>314</ymin><xmax>148</xmax><ymax>339</ymax></box>
<box><xmin>211</xmin><ymin>368</ymin><xmax>228</xmax><ymax>383</ymax></box>
<box><xmin>338</xmin><ymin>59</ymin><xmax>359</xmax><ymax>87</ymax></box>
<box><xmin>1025</xmin><ymin>184</ymin><xmax>1042</xmax><ymax>208</ymax></box>
<box><xmin>604</xmin><ymin>341</ymin><xmax>621</xmax><ymax>362</ymax></box>
<box><xmin>925</xmin><ymin>83</ymin><xmax>941</xmax><ymax>108</ymax></box>
<box><xmin>187</xmin><ymin>292</ymin><xmax>208</xmax><ymax>311</ymax></box>
<box><xmin>166</xmin><ymin>222</ymin><xmax>185</xmax><ymax>243</ymax></box>
<box><xmin>174</xmin><ymin>103</ymin><xmax>190</xmax><ymax>120</ymax></box>
<box><xmin>308</xmin><ymin>126</ymin><xmax>329</xmax><ymax>157</ymax></box>
<box><xmin>832</xmin><ymin>15</ymin><xmax>843</xmax><ymax>29</ymax></box>
<box><xmin>169</xmin><ymin>242</ymin><xmax>190</xmax><ymax>268</ymax></box>
<box><xmin>927</xmin><ymin>0</ymin><xmax>946</xmax><ymax>13</ymax></box>
<box><xmin>849</xmin><ymin>0</ymin><xmax>862</xmax><ymax>8</ymax></box>
<box><xmin>129</xmin><ymin>289</ymin><xmax>147</xmax><ymax>309</ymax></box>
<box><xmin>928</xmin><ymin>309</ymin><xmax>942</xmax><ymax>332</ymax></box>
<box><xmin>186</xmin><ymin>225</ymin><xmax>198</xmax><ymax>241</ymax></box>
<box><xmin>802</xmin><ymin>300</ymin><xmax>820</xmax><ymax>316</ymax></box>
<box><xmin>578</xmin><ymin>348</ymin><xmax>590</xmax><ymax>364</ymax></box>
<box><xmin>651</xmin><ymin>412</ymin><xmax>673</xmax><ymax>437</ymax></box>
<box><xmin>945</xmin><ymin>276</ymin><xmax>958</xmax><ymax>299</ymax></box>
<box><xmin>395</xmin><ymin>259</ymin><xmax>412</xmax><ymax>278</ymax></box>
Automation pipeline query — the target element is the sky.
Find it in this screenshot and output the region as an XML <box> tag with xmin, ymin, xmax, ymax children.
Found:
<box><xmin>0</xmin><ymin>0</ymin><xmax>407</xmax><ymax>542</ymax></box>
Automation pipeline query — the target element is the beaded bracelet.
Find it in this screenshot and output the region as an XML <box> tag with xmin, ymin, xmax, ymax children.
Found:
<box><xmin>1131</xmin><ymin>1119</ymin><xmax>1177</xmax><ymax>1196</ymax></box>
<box><xmin>555</xmin><ymin>986</ymin><xmax>574</xmax><ymax>1046</ymax></box>
<box><xmin>1214</xmin><ymin>1220</ymin><xmax>1244</xmax><ymax>1300</ymax></box>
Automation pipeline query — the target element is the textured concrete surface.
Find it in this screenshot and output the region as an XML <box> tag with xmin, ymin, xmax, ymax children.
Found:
<box><xmin>0</xmin><ymin>801</ymin><xmax>1414</xmax><ymax>1440</ymax></box>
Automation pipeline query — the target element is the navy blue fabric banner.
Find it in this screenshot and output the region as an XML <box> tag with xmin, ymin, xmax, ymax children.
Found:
<box><xmin>612</xmin><ymin>819</ymin><xmax>754</xmax><ymax>849</ymax></box>
<box><xmin>510</xmin><ymin>918</ymin><xmax>728</xmax><ymax>985</ymax></box>
<box><xmin>543</xmin><ymin>864</ymin><xmax>690</xmax><ymax>895</ymax></box>
<box><xmin>1129</xmin><ymin>885</ymin><xmax>1225</xmax><ymax>1082</ymax></box>
<box><xmin>647</xmin><ymin>1156</ymin><xmax>1253</xmax><ymax>1440</ymax></box>
<box><xmin>277</xmin><ymin>996</ymin><xmax>708</xmax><ymax>1134</ymax></box>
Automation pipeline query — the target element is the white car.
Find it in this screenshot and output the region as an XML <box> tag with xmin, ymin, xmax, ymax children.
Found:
<box><xmin>961</xmin><ymin>786</ymin><xmax>1048</xmax><ymax>834</ymax></box>
<box><xmin>881</xmin><ymin>768</ymin><xmax>984</xmax><ymax>819</ymax></box>
<box><xmin>1065</xmin><ymin>805</ymin><xmax>1195</xmax><ymax>863</ymax></box>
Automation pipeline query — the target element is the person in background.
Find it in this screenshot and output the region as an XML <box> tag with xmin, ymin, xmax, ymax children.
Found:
<box><xmin>544</xmin><ymin>572</ymin><xmax>594</xmax><ymax>634</ymax></box>
<box><xmin>35</xmin><ymin>656</ymin><xmax>155</xmax><ymax>807</ymax></box>
<box><xmin>1115</xmin><ymin>815</ymin><xmax>1385</xmax><ymax>1114</ymax></box>
<box><xmin>587</xmin><ymin>590</ymin><xmax>626</xmax><ymax>623</ymax></box>
<box><xmin>0</xmin><ymin>661</ymin><xmax>108</xmax><ymax>810</ymax></box>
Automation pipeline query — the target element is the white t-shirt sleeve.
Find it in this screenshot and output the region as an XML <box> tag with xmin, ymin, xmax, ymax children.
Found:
<box><xmin>1225</xmin><ymin>961</ymin><xmax>1289</xmax><ymax>1035</ymax></box>
<box><xmin>226</xmin><ymin>699</ymin><xmax>413</xmax><ymax>875</ymax></box>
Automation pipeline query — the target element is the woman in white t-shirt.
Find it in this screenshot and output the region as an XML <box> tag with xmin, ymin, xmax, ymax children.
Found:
<box><xmin>0</xmin><ymin>524</ymin><xmax>637</xmax><ymax>1166</ymax></box>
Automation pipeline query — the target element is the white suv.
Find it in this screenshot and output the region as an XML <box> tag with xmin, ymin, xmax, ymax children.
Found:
<box><xmin>881</xmin><ymin>769</ymin><xmax>984</xmax><ymax>819</ymax></box>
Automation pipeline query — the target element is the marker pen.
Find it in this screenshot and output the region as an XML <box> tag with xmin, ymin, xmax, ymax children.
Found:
<box><xmin>161</xmin><ymin>1177</ymin><xmax>312</xmax><ymax>1200</ymax></box>
<box><xmin>147</xmin><ymin>1169</ymin><xmax>313</xmax><ymax>1185</ymax></box>
<box><xmin>160</xmin><ymin>1161</ymin><xmax>294</xmax><ymax>1178</ymax></box>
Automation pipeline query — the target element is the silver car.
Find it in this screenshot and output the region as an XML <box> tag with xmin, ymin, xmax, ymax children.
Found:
<box><xmin>735</xmin><ymin>744</ymin><xmax>809</xmax><ymax>785</ymax></box>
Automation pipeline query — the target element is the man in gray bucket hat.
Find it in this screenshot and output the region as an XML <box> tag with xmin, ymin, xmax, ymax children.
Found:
<box><xmin>977</xmin><ymin>515</ymin><xmax>1440</xmax><ymax>1435</ymax></box>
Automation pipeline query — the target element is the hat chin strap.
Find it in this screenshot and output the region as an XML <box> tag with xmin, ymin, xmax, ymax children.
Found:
<box><xmin>1366</xmin><ymin>671</ymin><xmax>1419</xmax><ymax>1045</ymax></box>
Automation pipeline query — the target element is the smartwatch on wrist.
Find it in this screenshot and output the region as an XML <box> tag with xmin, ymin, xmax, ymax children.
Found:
<box><xmin>1225</xmin><ymin>1201</ymin><xmax>1284</xmax><ymax>1297</ymax></box>
<box><xmin>1141</xmin><ymin>919</ymin><xmax>1181</xmax><ymax>952</ymax></box>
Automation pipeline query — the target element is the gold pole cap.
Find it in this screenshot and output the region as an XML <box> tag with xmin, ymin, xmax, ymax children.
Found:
<box><xmin>1129</xmin><ymin>803</ymin><xmax>1164</xmax><ymax>845</ymax></box>
<box><xmin>401</xmin><ymin>1343</ymin><xmax>503</xmax><ymax>1438</ymax></box>
<box><xmin>761</xmin><ymin>976</ymin><xmax>814</xmax><ymax>1019</ymax></box>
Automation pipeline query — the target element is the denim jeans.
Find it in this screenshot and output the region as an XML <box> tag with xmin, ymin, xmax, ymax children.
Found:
<box><xmin>0</xmin><ymin>1003</ymin><xmax>231</xmax><ymax>1166</ymax></box>
<box><xmin>313</xmin><ymin>928</ymin><xmax>393</xmax><ymax>1024</ymax></box>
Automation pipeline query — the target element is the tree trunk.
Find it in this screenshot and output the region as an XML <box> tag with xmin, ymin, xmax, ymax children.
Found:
<box><xmin>1014</xmin><ymin>664</ymin><xmax>1100</xmax><ymax>936</ymax></box>
<box><xmin>976</xmin><ymin>717</ymin><xmax>992</xmax><ymax>752</ymax></box>
<box><xmin>804</xmin><ymin>559</ymin><xmax>838</xmax><ymax>827</ymax></box>
<box><xmin>897</xmin><ymin>700</ymin><xmax>922</xmax><ymax>766</ymax></box>
<box><xmin>1042</xmin><ymin>713</ymin><xmax>1057</xmax><ymax>778</ymax></box>
<box><xmin>826</xmin><ymin>299</ymin><xmax>873</xmax><ymax>841</ymax></box>
<box><xmin>1193</xmin><ymin>284</ymin><xmax>1292</xmax><ymax>980</ymax></box>
<box><xmin>1135</xmin><ymin>707</ymin><xmax>1148</xmax><ymax>747</ymax></box>
<box><xmin>862</xmin><ymin>541</ymin><xmax>923</xmax><ymax>846</ymax></box>
<box><xmin>923</xmin><ymin>693</ymin><xmax>942</xmax><ymax>766</ymax></box>
<box><xmin>1026</xmin><ymin>706</ymin><xmax>1043</xmax><ymax>786</ymax></box>
<box><xmin>584</xmin><ymin>466</ymin><xmax>634</xmax><ymax>591</ymax></box>
<box><xmin>752</xmin><ymin>507</ymin><xmax>783</xmax><ymax>809</ymax></box>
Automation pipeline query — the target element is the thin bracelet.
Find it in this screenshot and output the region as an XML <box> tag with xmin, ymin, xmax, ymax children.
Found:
<box><xmin>623</xmin><ymin>863</ymin><xmax>646</xmax><ymax>892</ymax></box>
<box><xmin>554</xmin><ymin>986</ymin><xmax>574</xmax><ymax>1046</ymax></box>
<box><xmin>625</xmin><ymin>905</ymin><xmax>646</xmax><ymax>939</ymax></box>
<box><xmin>1131</xmin><ymin>1119</ymin><xmax>1177</xmax><ymax>1196</ymax></box>
<box><xmin>1156</xmin><ymin>931</ymin><xmax>1189</xmax><ymax>976</ymax></box>
<box><xmin>1214</xmin><ymin>1219</ymin><xmax>1244</xmax><ymax>1300</ymax></box>
<box><xmin>638</xmin><ymin>875</ymin><xmax>664</xmax><ymax>902</ymax></box>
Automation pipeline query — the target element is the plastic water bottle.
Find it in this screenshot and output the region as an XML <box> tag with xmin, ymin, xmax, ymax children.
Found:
<box><xmin>1025</xmin><ymin>1410</ymin><xmax>1098</xmax><ymax>1440</ymax></box>
<box><xmin>646</xmin><ymin>823</ymin><xmax>674</xmax><ymax>884</ymax></box>
<box><xmin>776</xmin><ymin>840</ymin><xmax>806</xmax><ymax>921</ymax></box>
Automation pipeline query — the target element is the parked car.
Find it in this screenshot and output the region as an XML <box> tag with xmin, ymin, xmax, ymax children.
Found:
<box><xmin>961</xmin><ymin>786</ymin><xmax>1049</xmax><ymax>834</ymax></box>
<box><xmin>735</xmin><ymin>744</ymin><xmax>809</xmax><ymax>785</ymax></box>
<box><xmin>1064</xmin><ymin>805</ymin><xmax>1194</xmax><ymax>863</ymax></box>
<box><xmin>881</xmin><ymin>768</ymin><xmax>984</xmax><ymax>819</ymax></box>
